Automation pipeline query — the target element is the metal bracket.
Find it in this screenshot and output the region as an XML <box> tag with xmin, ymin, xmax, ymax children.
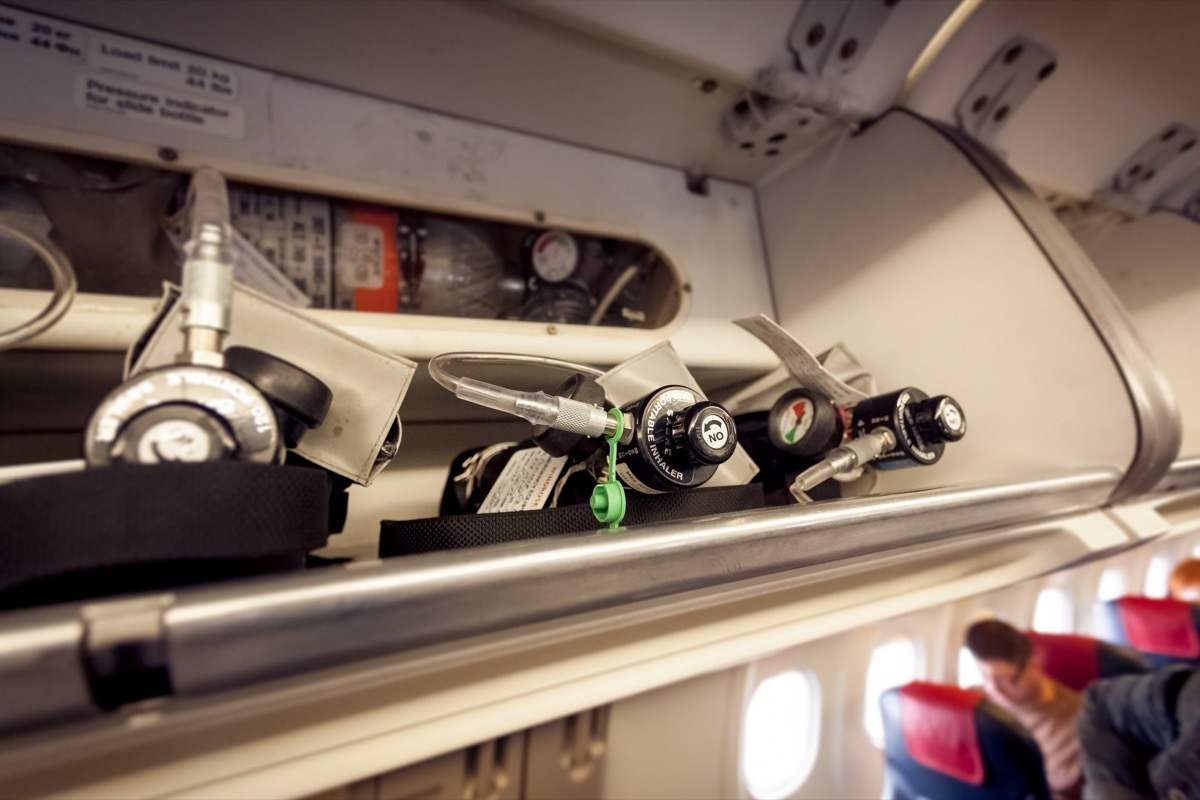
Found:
<box><xmin>725</xmin><ymin>0</ymin><xmax>901</xmax><ymax>159</ymax></box>
<box><xmin>1060</xmin><ymin>124</ymin><xmax>1200</xmax><ymax>230</ymax></box>
<box><xmin>82</xmin><ymin>594</ymin><xmax>175</xmax><ymax>709</ymax></box>
<box><xmin>1110</xmin><ymin>123</ymin><xmax>1198</xmax><ymax>197</ymax></box>
<box><xmin>723</xmin><ymin>79</ymin><xmax>839</xmax><ymax>161</ymax></box>
<box><xmin>788</xmin><ymin>0</ymin><xmax>899</xmax><ymax>79</ymax></box>
<box><xmin>955</xmin><ymin>37</ymin><xmax>1057</xmax><ymax>144</ymax></box>
<box><xmin>559</xmin><ymin>707</ymin><xmax>609</xmax><ymax>783</ymax></box>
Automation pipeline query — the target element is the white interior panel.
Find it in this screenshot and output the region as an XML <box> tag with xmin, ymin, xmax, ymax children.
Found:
<box><xmin>1079</xmin><ymin>212</ymin><xmax>1200</xmax><ymax>456</ymax></box>
<box><xmin>758</xmin><ymin>111</ymin><xmax>1137</xmax><ymax>494</ymax></box>
<box><xmin>0</xmin><ymin>3</ymin><xmax>777</xmax><ymax>376</ymax></box>
<box><xmin>5</xmin><ymin>0</ymin><xmax>760</xmax><ymax>183</ymax></box>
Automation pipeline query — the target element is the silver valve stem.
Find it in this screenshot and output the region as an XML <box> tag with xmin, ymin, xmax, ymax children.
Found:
<box><xmin>177</xmin><ymin>168</ymin><xmax>235</xmax><ymax>368</ymax></box>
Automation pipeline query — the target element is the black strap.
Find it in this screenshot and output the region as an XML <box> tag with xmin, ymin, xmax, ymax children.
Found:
<box><xmin>380</xmin><ymin>483</ymin><xmax>764</xmax><ymax>557</ymax></box>
<box><xmin>0</xmin><ymin>462</ymin><xmax>332</xmax><ymax>606</ymax></box>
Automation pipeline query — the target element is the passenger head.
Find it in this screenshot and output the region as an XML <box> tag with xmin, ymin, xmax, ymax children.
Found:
<box><xmin>1169</xmin><ymin>558</ymin><xmax>1200</xmax><ymax>603</ymax></box>
<box><xmin>965</xmin><ymin>619</ymin><xmax>1043</xmax><ymax>705</ymax></box>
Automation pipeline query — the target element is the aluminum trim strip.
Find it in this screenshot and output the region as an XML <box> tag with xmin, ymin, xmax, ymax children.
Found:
<box><xmin>917</xmin><ymin>112</ymin><xmax>1182</xmax><ymax>501</ymax></box>
<box><xmin>163</xmin><ymin>469</ymin><xmax>1118</xmax><ymax>695</ymax></box>
<box><xmin>1155</xmin><ymin>458</ymin><xmax>1200</xmax><ymax>493</ymax></box>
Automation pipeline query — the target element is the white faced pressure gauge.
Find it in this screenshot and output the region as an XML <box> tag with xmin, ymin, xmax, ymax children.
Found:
<box><xmin>528</xmin><ymin>229</ymin><xmax>579</xmax><ymax>283</ymax></box>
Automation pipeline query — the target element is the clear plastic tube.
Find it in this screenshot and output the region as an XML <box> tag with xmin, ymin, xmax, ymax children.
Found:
<box><xmin>428</xmin><ymin>352</ymin><xmax>613</xmax><ymax>437</ymax></box>
<box><xmin>0</xmin><ymin>220</ymin><xmax>77</xmax><ymax>352</ymax></box>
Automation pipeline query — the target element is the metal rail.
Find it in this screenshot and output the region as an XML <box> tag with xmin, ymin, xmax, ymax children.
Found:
<box><xmin>0</xmin><ymin>469</ymin><xmax>1118</xmax><ymax>736</ymax></box>
<box><xmin>165</xmin><ymin>469</ymin><xmax>1117</xmax><ymax>693</ymax></box>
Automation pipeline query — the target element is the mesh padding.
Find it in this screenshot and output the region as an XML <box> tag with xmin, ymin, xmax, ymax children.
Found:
<box><xmin>380</xmin><ymin>483</ymin><xmax>764</xmax><ymax>557</ymax></box>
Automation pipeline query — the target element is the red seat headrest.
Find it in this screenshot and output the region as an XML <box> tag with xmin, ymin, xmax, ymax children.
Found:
<box><xmin>899</xmin><ymin>682</ymin><xmax>986</xmax><ymax>786</ymax></box>
<box><xmin>1027</xmin><ymin>632</ymin><xmax>1100</xmax><ymax>692</ymax></box>
<box><xmin>1117</xmin><ymin>597</ymin><xmax>1200</xmax><ymax>658</ymax></box>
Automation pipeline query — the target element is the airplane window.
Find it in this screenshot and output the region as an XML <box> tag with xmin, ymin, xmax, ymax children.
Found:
<box><xmin>864</xmin><ymin>638</ymin><xmax>920</xmax><ymax>748</ymax></box>
<box><xmin>1032</xmin><ymin>588</ymin><xmax>1074</xmax><ymax>633</ymax></box>
<box><xmin>1144</xmin><ymin>556</ymin><xmax>1171</xmax><ymax>598</ymax></box>
<box><xmin>1097</xmin><ymin>568</ymin><xmax>1128</xmax><ymax>602</ymax></box>
<box><xmin>742</xmin><ymin>670</ymin><xmax>820</xmax><ymax>799</ymax></box>
<box><xmin>957</xmin><ymin>646</ymin><xmax>983</xmax><ymax>688</ymax></box>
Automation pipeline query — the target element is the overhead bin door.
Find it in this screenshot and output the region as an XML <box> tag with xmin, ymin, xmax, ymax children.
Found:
<box><xmin>758</xmin><ymin>109</ymin><xmax>1178</xmax><ymax>499</ymax></box>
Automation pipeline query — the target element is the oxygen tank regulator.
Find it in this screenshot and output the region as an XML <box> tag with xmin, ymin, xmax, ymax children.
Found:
<box><xmin>428</xmin><ymin>353</ymin><xmax>739</xmax><ymax>528</ymax></box>
<box><xmin>752</xmin><ymin>385</ymin><xmax>967</xmax><ymax>503</ymax></box>
<box><xmin>84</xmin><ymin>168</ymin><xmax>333</xmax><ymax>467</ymax></box>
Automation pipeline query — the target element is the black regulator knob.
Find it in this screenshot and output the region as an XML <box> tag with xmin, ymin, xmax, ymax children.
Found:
<box><xmin>850</xmin><ymin>388</ymin><xmax>967</xmax><ymax>469</ymax></box>
<box><xmin>616</xmin><ymin>386</ymin><xmax>737</xmax><ymax>493</ymax></box>
<box><xmin>766</xmin><ymin>388</ymin><xmax>844</xmax><ymax>457</ymax></box>
<box><xmin>915</xmin><ymin>395</ymin><xmax>967</xmax><ymax>444</ymax></box>
<box><xmin>669</xmin><ymin>401</ymin><xmax>737</xmax><ymax>466</ymax></box>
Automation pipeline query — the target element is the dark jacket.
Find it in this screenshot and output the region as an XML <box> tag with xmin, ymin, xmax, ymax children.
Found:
<box><xmin>1078</xmin><ymin>666</ymin><xmax>1200</xmax><ymax>800</ymax></box>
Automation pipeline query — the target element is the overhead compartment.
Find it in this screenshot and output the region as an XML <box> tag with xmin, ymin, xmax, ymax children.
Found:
<box><xmin>0</xmin><ymin>2</ymin><xmax>1192</xmax><ymax>796</ymax></box>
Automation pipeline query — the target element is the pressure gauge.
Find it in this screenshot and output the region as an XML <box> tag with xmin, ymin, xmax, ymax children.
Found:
<box><xmin>527</xmin><ymin>229</ymin><xmax>579</xmax><ymax>283</ymax></box>
<box><xmin>767</xmin><ymin>388</ymin><xmax>844</xmax><ymax>457</ymax></box>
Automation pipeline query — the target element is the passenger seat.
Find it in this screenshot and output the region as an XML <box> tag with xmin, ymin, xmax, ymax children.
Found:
<box><xmin>880</xmin><ymin>681</ymin><xmax>1050</xmax><ymax>800</ymax></box>
<box><xmin>1095</xmin><ymin>596</ymin><xmax>1200</xmax><ymax>669</ymax></box>
<box><xmin>1027</xmin><ymin>631</ymin><xmax>1149</xmax><ymax>692</ymax></box>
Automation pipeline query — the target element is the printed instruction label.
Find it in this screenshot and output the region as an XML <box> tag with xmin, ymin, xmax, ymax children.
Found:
<box><xmin>75</xmin><ymin>72</ymin><xmax>245</xmax><ymax>138</ymax></box>
<box><xmin>88</xmin><ymin>36</ymin><xmax>237</xmax><ymax>100</ymax></box>
<box><xmin>0</xmin><ymin>5</ymin><xmax>85</xmax><ymax>62</ymax></box>
<box><xmin>734</xmin><ymin>315</ymin><xmax>867</xmax><ymax>406</ymax></box>
<box><xmin>614</xmin><ymin>463</ymin><xmax>664</xmax><ymax>495</ymax></box>
<box><xmin>336</xmin><ymin>222</ymin><xmax>385</xmax><ymax>290</ymax></box>
<box><xmin>229</xmin><ymin>188</ymin><xmax>332</xmax><ymax>308</ymax></box>
<box><xmin>285</xmin><ymin>195</ymin><xmax>333</xmax><ymax>308</ymax></box>
<box><xmin>230</xmin><ymin>228</ymin><xmax>311</xmax><ymax>307</ymax></box>
<box><xmin>477</xmin><ymin>448</ymin><xmax>568</xmax><ymax>513</ymax></box>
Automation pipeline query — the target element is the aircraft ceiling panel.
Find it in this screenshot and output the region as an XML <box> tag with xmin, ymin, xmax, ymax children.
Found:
<box><xmin>9</xmin><ymin>0</ymin><xmax>768</xmax><ymax>183</ymax></box>
<box><xmin>11</xmin><ymin>0</ymin><xmax>1200</xmax><ymax>199</ymax></box>
<box><xmin>905</xmin><ymin>0</ymin><xmax>1200</xmax><ymax>199</ymax></box>
<box><xmin>519</xmin><ymin>0</ymin><xmax>804</xmax><ymax>87</ymax></box>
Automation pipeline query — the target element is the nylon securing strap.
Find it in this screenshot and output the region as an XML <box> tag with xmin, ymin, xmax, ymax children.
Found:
<box><xmin>0</xmin><ymin>461</ymin><xmax>332</xmax><ymax>605</ymax></box>
<box><xmin>380</xmin><ymin>483</ymin><xmax>764</xmax><ymax>557</ymax></box>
